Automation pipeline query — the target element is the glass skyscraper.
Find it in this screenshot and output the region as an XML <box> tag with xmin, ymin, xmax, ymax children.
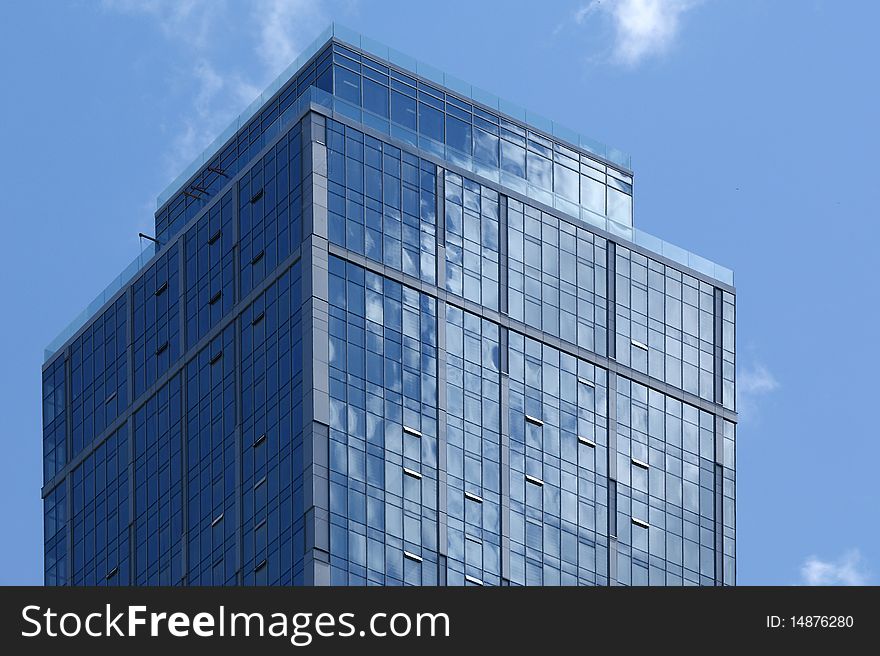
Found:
<box><xmin>41</xmin><ymin>25</ymin><xmax>736</xmax><ymax>587</ymax></box>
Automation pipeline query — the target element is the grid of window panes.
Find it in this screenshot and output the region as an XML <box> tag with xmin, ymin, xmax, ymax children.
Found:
<box><xmin>507</xmin><ymin>331</ymin><xmax>610</xmax><ymax>585</ymax></box>
<box><xmin>155</xmin><ymin>48</ymin><xmax>331</xmax><ymax>242</ymax></box>
<box><xmin>132</xmin><ymin>243</ymin><xmax>181</xmax><ymax>399</ymax></box>
<box><xmin>614</xmin><ymin>378</ymin><xmax>717</xmax><ymax>586</ymax></box>
<box><xmin>444</xmin><ymin>172</ymin><xmax>500</xmax><ymax>311</ymax></box>
<box><xmin>157</xmin><ymin>38</ymin><xmax>633</xmax><ymax>247</ymax></box>
<box><xmin>444</xmin><ymin>306</ymin><xmax>502</xmax><ymax>585</ymax></box>
<box><xmin>327</xmin><ymin>256</ymin><xmax>439</xmax><ymax>585</ymax></box>
<box><xmin>69</xmin><ymin>297</ymin><xmax>127</xmax><ymax>460</ymax></box>
<box><xmin>240</xmin><ymin>262</ymin><xmax>306</xmax><ymax>585</ymax></box>
<box><xmin>507</xmin><ymin>198</ymin><xmax>608</xmax><ymax>354</ymax></box>
<box><xmin>184</xmin><ymin>189</ymin><xmax>235</xmax><ymax>348</ymax></box>
<box><xmin>722</xmin><ymin>291</ymin><xmax>735</xmax><ymax>411</ymax></box>
<box><xmin>327</xmin><ymin>118</ymin><xmax>437</xmax><ymax>283</ymax></box>
<box><xmin>44</xmin><ymin>483</ymin><xmax>67</xmax><ymax>586</ymax></box>
<box><xmin>239</xmin><ymin>123</ymin><xmax>304</xmax><ymax>298</ymax></box>
<box><xmin>70</xmin><ymin>424</ymin><xmax>129</xmax><ymax>586</ymax></box>
<box><xmin>43</xmin><ymin>112</ymin><xmax>309</xmax><ymax>586</ymax></box>
<box><xmin>185</xmin><ymin>326</ymin><xmax>237</xmax><ymax>585</ymax></box>
<box><xmin>42</xmin><ymin>357</ymin><xmax>67</xmax><ymax>482</ymax></box>
<box><xmin>329</xmin><ymin>43</ymin><xmax>633</xmax><ymax>227</ymax></box>
<box><xmin>615</xmin><ymin>245</ymin><xmax>715</xmax><ymax>403</ymax></box>
<box><xmin>133</xmin><ymin>373</ymin><xmax>183</xmax><ymax>585</ymax></box>
<box><xmin>43</xmin><ymin>60</ymin><xmax>736</xmax><ymax>587</ymax></box>
<box><xmin>722</xmin><ymin>419</ymin><xmax>736</xmax><ymax>584</ymax></box>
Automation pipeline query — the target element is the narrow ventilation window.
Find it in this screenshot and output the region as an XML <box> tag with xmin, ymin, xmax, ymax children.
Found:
<box><xmin>251</xmin><ymin>249</ymin><xmax>265</xmax><ymax>265</ymax></box>
<box><xmin>525</xmin><ymin>474</ymin><xmax>544</xmax><ymax>487</ymax></box>
<box><xmin>254</xmin><ymin>518</ymin><xmax>267</xmax><ymax>531</ymax></box>
<box><xmin>403</xmin><ymin>467</ymin><xmax>422</xmax><ymax>480</ymax></box>
<box><xmin>525</xmin><ymin>414</ymin><xmax>544</xmax><ymax>427</ymax></box>
<box><xmin>464</xmin><ymin>491</ymin><xmax>483</xmax><ymax>503</ymax></box>
<box><xmin>403</xmin><ymin>551</ymin><xmax>423</xmax><ymax>563</ymax></box>
<box><xmin>208</xmin><ymin>229</ymin><xmax>222</xmax><ymax>245</ymax></box>
<box><xmin>403</xmin><ymin>425</ymin><xmax>422</xmax><ymax>437</ymax></box>
<box><xmin>105</xmin><ymin>391</ymin><xmax>117</xmax><ymax>404</ymax></box>
<box><xmin>105</xmin><ymin>566</ymin><xmax>118</xmax><ymax>580</ymax></box>
<box><xmin>632</xmin><ymin>517</ymin><xmax>649</xmax><ymax>529</ymax></box>
<box><xmin>209</xmin><ymin>351</ymin><xmax>223</xmax><ymax>365</ymax></box>
<box><xmin>250</xmin><ymin>188</ymin><xmax>264</xmax><ymax>204</ymax></box>
<box><xmin>211</xmin><ymin>513</ymin><xmax>224</xmax><ymax>527</ymax></box>
<box><xmin>253</xmin><ymin>433</ymin><xmax>267</xmax><ymax>448</ymax></box>
<box><xmin>155</xmin><ymin>341</ymin><xmax>169</xmax><ymax>356</ymax></box>
<box><xmin>154</xmin><ymin>281</ymin><xmax>168</xmax><ymax>297</ymax></box>
<box><xmin>254</xmin><ymin>475</ymin><xmax>267</xmax><ymax>490</ymax></box>
<box><xmin>631</xmin><ymin>338</ymin><xmax>648</xmax><ymax>351</ymax></box>
<box><xmin>465</xmin><ymin>574</ymin><xmax>484</xmax><ymax>586</ymax></box>
<box><xmin>578</xmin><ymin>436</ymin><xmax>596</xmax><ymax>447</ymax></box>
<box><xmin>209</xmin><ymin>290</ymin><xmax>222</xmax><ymax>305</ymax></box>
<box><xmin>577</xmin><ymin>377</ymin><xmax>595</xmax><ymax>388</ymax></box>
<box><xmin>251</xmin><ymin>311</ymin><xmax>265</xmax><ymax>326</ymax></box>
<box><xmin>254</xmin><ymin>559</ymin><xmax>267</xmax><ymax>573</ymax></box>
<box><xmin>632</xmin><ymin>457</ymin><xmax>649</xmax><ymax>469</ymax></box>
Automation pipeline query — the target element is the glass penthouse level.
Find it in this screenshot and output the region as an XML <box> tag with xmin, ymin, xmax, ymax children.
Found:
<box><xmin>42</xmin><ymin>24</ymin><xmax>736</xmax><ymax>587</ymax></box>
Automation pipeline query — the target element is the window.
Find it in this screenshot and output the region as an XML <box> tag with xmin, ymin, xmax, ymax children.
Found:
<box><xmin>501</xmin><ymin>139</ymin><xmax>525</xmax><ymax>177</ymax></box>
<box><xmin>418</xmin><ymin>102</ymin><xmax>443</xmax><ymax>143</ymax></box>
<box><xmin>474</xmin><ymin>127</ymin><xmax>499</xmax><ymax>167</ymax></box>
<box><xmin>362</xmin><ymin>77</ymin><xmax>388</xmax><ymax>117</ymax></box>
<box><xmin>391</xmin><ymin>90</ymin><xmax>416</xmax><ymax>129</ymax></box>
<box><xmin>446</xmin><ymin>115</ymin><xmax>471</xmax><ymax>155</ymax></box>
<box><xmin>580</xmin><ymin>173</ymin><xmax>605</xmax><ymax>216</ymax></box>
<box><xmin>553</xmin><ymin>162</ymin><xmax>579</xmax><ymax>202</ymax></box>
<box><xmin>335</xmin><ymin>65</ymin><xmax>361</xmax><ymax>105</ymax></box>
<box><xmin>444</xmin><ymin>172</ymin><xmax>499</xmax><ymax>310</ymax></box>
<box><xmin>327</xmin><ymin>255</ymin><xmax>438</xmax><ymax>585</ymax></box>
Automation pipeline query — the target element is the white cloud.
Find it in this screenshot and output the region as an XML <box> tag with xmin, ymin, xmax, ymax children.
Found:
<box><xmin>164</xmin><ymin>59</ymin><xmax>262</xmax><ymax>177</ymax></box>
<box><xmin>101</xmin><ymin>0</ymin><xmax>220</xmax><ymax>49</ymax></box>
<box><xmin>573</xmin><ymin>0</ymin><xmax>701</xmax><ymax>67</ymax></box>
<box><xmin>256</xmin><ymin>0</ymin><xmax>328</xmax><ymax>76</ymax></box>
<box><xmin>103</xmin><ymin>0</ymin><xmax>331</xmax><ymax>177</ymax></box>
<box><xmin>738</xmin><ymin>362</ymin><xmax>779</xmax><ymax>396</ymax></box>
<box><xmin>801</xmin><ymin>550</ymin><xmax>871</xmax><ymax>586</ymax></box>
<box><xmin>736</xmin><ymin>362</ymin><xmax>778</xmax><ymax>419</ymax></box>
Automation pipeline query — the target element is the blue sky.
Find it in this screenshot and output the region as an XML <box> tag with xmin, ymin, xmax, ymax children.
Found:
<box><xmin>1</xmin><ymin>0</ymin><xmax>877</xmax><ymax>585</ymax></box>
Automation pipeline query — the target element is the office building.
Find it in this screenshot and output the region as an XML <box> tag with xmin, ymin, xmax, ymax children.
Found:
<box><xmin>42</xmin><ymin>25</ymin><xmax>736</xmax><ymax>586</ymax></box>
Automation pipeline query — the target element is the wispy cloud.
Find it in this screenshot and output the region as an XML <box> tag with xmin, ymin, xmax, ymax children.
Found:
<box><xmin>256</xmin><ymin>0</ymin><xmax>328</xmax><ymax>76</ymax></box>
<box><xmin>801</xmin><ymin>550</ymin><xmax>871</xmax><ymax>586</ymax></box>
<box><xmin>571</xmin><ymin>0</ymin><xmax>701</xmax><ymax>67</ymax></box>
<box><xmin>101</xmin><ymin>0</ymin><xmax>221</xmax><ymax>49</ymax></box>
<box><xmin>739</xmin><ymin>362</ymin><xmax>779</xmax><ymax>396</ymax></box>
<box><xmin>103</xmin><ymin>0</ymin><xmax>331</xmax><ymax>176</ymax></box>
<box><xmin>737</xmin><ymin>361</ymin><xmax>778</xmax><ymax>419</ymax></box>
<box><xmin>165</xmin><ymin>59</ymin><xmax>260</xmax><ymax>178</ymax></box>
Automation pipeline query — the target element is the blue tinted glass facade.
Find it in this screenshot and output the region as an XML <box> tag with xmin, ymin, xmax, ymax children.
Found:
<box><xmin>507</xmin><ymin>198</ymin><xmax>607</xmax><ymax>354</ymax></box>
<box><xmin>507</xmin><ymin>332</ymin><xmax>610</xmax><ymax>585</ymax></box>
<box><xmin>185</xmin><ymin>326</ymin><xmax>238</xmax><ymax>585</ymax></box>
<box><xmin>444</xmin><ymin>307</ymin><xmax>503</xmax><ymax>585</ymax></box>
<box><xmin>43</xmin><ymin>32</ymin><xmax>735</xmax><ymax>587</ymax></box>
<box><xmin>132</xmin><ymin>245</ymin><xmax>180</xmax><ymax>399</ymax></box>
<box><xmin>326</xmin><ymin>121</ymin><xmax>437</xmax><ymax>284</ymax></box>
<box><xmin>70</xmin><ymin>424</ymin><xmax>129</xmax><ymax>586</ymax></box>
<box><xmin>327</xmin><ymin>256</ymin><xmax>439</xmax><ymax>585</ymax></box>
<box><xmin>133</xmin><ymin>373</ymin><xmax>183</xmax><ymax>585</ymax></box>
<box><xmin>184</xmin><ymin>190</ymin><xmax>235</xmax><ymax>348</ymax></box>
<box><xmin>239</xmin><ymin>265</ymin><xmax>306</xmax><ymax>584</ymax></box>
<box><xmin>238</xmin><ymin>125</ymin><xmax>303</xmax><ymax>298</ymax></box>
